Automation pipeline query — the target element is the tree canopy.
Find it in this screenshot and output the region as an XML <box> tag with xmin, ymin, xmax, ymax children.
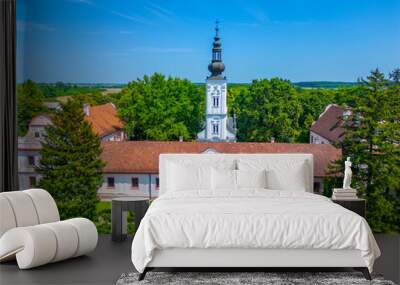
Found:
<box><xmin>117</xmin><ymin>73</ymin><xmax>204</xmax><ymax>141</ymax></box>
<box><xmin>330</xmin><ymin>69</ymin><xmax>400</xmax><ymax>233</ymax></box>
<box><xmin>17</xmin><ymin>80</ymin><xmax>47</xmax><ymax>136</ymax></box>
<box><xmin>233</xmin><ymin>78</ymin><xmax>303</xmax><ymax>142</ymax></box>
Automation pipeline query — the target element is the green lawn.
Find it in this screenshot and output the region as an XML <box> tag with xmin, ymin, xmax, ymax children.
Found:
<box><xmin>94</xmin><ymin>201</ymin><xmax>135</xmax><ymax>234</ymax></box>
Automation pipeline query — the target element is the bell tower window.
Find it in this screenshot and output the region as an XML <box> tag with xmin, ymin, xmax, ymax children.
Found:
<box><xmin>212</xmin><ymin>121</ymin><xmax>219</xmax><ymax>135</ymax></box>
<box><xmin>212</xmin><ymin>96</ymin><xmax>219</xmax><ymax>108</ymax></box>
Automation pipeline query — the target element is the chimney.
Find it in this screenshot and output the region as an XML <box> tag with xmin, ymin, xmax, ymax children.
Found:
<box><xmin>83</xmin><ymin>104</ymin><xmax>90</xmax><ymax>116</ymax></box>
<box><xmin>179</xmin><ymin>136</ymin><xmax>183</xmax><ymax>142</ymax></box>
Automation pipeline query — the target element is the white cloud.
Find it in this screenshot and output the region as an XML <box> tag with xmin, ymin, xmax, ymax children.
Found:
<box><xmin>66</xmin><ymin>0</ymin><xmax>95</xmax><ymax>5</ymax></box>
<box><xmin>144</xmin><ymin>2</ymin><xmax>174</xmax><ymax>22</ymax></box>
<box><xmin>147</xmin><ymin>2</ymin><xmax>173</xmax><ymax>16</ymax></box>
<box><xmin>129</xmin><ymin>47</ymin><xmax>195</xmax><ymax>53</ymax></box>
<box><xmin>245</xmin><ymin>8</ymin><xmax>269</xmax><ymax>24</ymax></box>
<box><xmin>111</xmin><ymin>11</ymin><xmax>151</xmax><ymax>25</ymax></box>
<box><xmin>119</xmin><ymin>30</ymin><xmax>135</xmax><ymax>35</ymax></box>
<box><xmin>229</xmin><ymin>22</ymin><xmax>260</xmax><ymax>28</ymax></box>
<box><xmin>17</xmin><ymin>20</ymin><xmax>56</xmax><ymax>32</ymax></box>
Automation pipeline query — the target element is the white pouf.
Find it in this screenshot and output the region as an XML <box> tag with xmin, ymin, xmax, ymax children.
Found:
<box><xmin>0</xmin><ymin>189</ymin><xmax>98</xmax><ymax>269</ymax></box>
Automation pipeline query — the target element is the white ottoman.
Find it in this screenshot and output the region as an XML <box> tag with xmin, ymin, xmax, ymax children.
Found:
<box><xmin>0</xmin><ymin>189</ymin><xmax>98</xmax><ymax>269</ymax></box>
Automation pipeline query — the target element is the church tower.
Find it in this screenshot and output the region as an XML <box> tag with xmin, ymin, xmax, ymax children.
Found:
<box><xmin>197</xmin><ymin>22</ymin><xmax>236</xmax><ymax>142</ymax></box>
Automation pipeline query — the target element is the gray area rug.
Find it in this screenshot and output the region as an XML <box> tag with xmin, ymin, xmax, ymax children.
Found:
<box><xmin>116</xmin><ymin>272</ymin><xmax>396</xmax><ymax>285</ymax></box>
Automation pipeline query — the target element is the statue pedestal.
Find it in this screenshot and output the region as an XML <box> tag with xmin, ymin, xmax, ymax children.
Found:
<box><xmin>332</xmin><ymin>188</ymin><xmax>358</xmax><ymax>200</ymax></box>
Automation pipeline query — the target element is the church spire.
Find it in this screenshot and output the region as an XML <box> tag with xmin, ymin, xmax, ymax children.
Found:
<box><xmin>208</xmin><ymin>20</ymin><xmax>225</xmax><ymax>78</ymax></box>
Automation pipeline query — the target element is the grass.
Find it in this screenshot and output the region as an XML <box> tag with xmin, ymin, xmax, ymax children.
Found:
<box><xmin>94</xmin><ymin>200</ymin><xmax>135</xmax><ymax>234</ymax></box>
<box><xmin>97</xmin><ymin>201</ymin><xmax>111</xmax><ymax>212</ymax></box>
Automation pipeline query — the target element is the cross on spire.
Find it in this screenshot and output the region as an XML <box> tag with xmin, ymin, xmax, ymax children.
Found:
<box><xmin>215</xmin><ymin>20</ymin><xmax>219</xmax><ymax>37</ymax></box>
<box><xmin>208</xmin><ymin>20</ymin><xmax>224</xmax><ymax>77</ymax></box>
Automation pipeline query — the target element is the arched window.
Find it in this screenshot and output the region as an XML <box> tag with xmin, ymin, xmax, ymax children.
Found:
<box><xmin>211</xmin><ymin>121</ymin><xmax>219</xmax><ymax>135</ymax></box>
<box><xmin>213</xmin><ymin>96</ymin><xmax>219</xmax><ymax>108</ymax></box>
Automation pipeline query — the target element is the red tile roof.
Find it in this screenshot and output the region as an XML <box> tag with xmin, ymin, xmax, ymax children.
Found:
<box><xmin>101</xmin><ymin>141</ymin><xmax>341</xmax><ymax>177</ymax></box>
<box><xmin>310</xmin><ymin>104</ymin><xmax>346</xmax><ymax>143</ymax></box>
<box><xmin>84</xmin><ymin>103</ymin><xmax>124</xmax><ymax>137</ymax></box>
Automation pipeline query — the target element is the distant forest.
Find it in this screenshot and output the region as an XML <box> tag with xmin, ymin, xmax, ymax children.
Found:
<box><xmin>29</xmin><ymin>81</ymin><xmax>359</xmax><ymax>92</ymax></box>
<box><xmin>293</xmin><ymin>81</ymin><xmax>358</xmax><ymax>89</ymax></box>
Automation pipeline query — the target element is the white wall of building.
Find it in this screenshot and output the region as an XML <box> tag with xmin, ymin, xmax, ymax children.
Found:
<box><xmin>98</xmin><ymin>173</ymin><xmax>160</xmax><ymax>200</ymax></box>
<box><xmin>198</xmin><ymin>79</ymin><xmax>235</xmax><ymax>141</ymax></box>
<box><xmin>310</xmin><ymin>131</ymin><xmax>331</xmax><ymax>145</ymax></box>
<box><xmin>18</xmin><ymin>150</ymin><xmax>41</xmax><ymax>190</ymax></box>
<box><xmin>101</xmin><ymin>130</ymin><xmax>125</xmax><ymax>142</ymax></box>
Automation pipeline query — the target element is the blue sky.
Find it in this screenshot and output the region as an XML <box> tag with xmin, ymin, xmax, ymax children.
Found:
<box><xmin>17</xmin><ymin>0</ymin><xmax>400</xmax><ymax>83</ymax></box>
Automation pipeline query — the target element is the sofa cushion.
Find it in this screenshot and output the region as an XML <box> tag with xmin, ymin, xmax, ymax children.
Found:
<box><xmin>24</xmin><ymin>189</ymin><xmax>60</xmax><ymax>224</ymax></box>
<box><xmin>0</xmin><ymin>192</ymin><xmax>39</xmax><ymax>227</ymax></box>
<box><xmin>0</xmin><ymin>196</ymin><xmax>17</xmax><ymax>238</ymax></box>
<box><xmin>0</xmin><ymin>218</ymin><xmax>98</xmax><ymax>269</ymax></box>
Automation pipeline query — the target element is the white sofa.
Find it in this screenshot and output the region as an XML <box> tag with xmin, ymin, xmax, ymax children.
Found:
<box><xmin>0</xmin><ymin>188</ymin><xmax>98</xmax><ymax>269</ymax></box>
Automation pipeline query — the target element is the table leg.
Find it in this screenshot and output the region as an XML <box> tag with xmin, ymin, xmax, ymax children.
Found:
<box><xmin>130</xmin><ymin>201</ymin><xmax>149</xmax><ymax>234</ymax></box>
<box><xmin>112</xmin><ymin>200</ymin><xmax>123</xmax><ymax>242</ymax></box>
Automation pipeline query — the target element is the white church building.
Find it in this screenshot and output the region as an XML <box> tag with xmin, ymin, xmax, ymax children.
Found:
<box><xmin>197</xmin><ymin>23</ymin><xmax>236</xmax><ymax>142</ymax></box>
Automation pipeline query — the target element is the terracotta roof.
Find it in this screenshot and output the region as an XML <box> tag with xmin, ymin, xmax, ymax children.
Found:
<box><xmin>310</xmin><ymin>104</ymin><xmax>346</xmax><ymax>143</ymax></box>
<box><xmin>101</xmin><ymin>141</ymin><xmax>341</xmax><ymax>177</ymax></box>
<box><xmin>84</xmin><ymin>103</ymin><xmax>124</xmax><ymax>137</ymax></box>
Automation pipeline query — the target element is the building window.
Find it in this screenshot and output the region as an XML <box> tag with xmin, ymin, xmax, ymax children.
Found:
<box><xmin>28</xmin><ymin>156</ymin><xmax>35</xmax><ymax>166</ymax></box>
<box><xmin>212</xmin><ymin>121</ymin><xmax>219</xmax><ymax>135</ymax></box>
<box><xmin>29</xmin><ymin>176</ymin><xmax>37</xmax><ymax>187</ymax></box>
<box><xmin>131</xmin><ymin>177</ymin><xmax>139</xmax><ymax>189</ymax></box>
<box><xmin>107</xmin><ymin>177</ymin><xmax>115</xmax><ymax>188</ymax></box>
<box><xmin>155</xmin><ymin>177</ymin><xmax>160</xmax><ymax>189</ymax></box>
<box><xmin>212</xmin><ymin>96</ymin><xmax>219</xmax><ymax>108</ymax></box>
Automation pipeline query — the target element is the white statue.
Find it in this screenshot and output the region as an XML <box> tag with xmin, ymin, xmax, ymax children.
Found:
<box><xmin>343</xmin><ymin>157</ymin><xmax>352</xmax><ymax>189</ymax></box>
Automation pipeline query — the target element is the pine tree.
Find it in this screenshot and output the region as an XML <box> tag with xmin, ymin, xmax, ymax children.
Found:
<box><xmin>342</xmin><ymin>68</ymin><xmax>400</xmax><ymax>233</ymax></box>
<box><xmin>17</xmin><ymin>80</ymin><xmax>47</xmax><ymax>135</ymax></box>
<box><xmin>37</xmin><ymin>100</ymin><xmax>104</xmax><ymax>220</ymax></box>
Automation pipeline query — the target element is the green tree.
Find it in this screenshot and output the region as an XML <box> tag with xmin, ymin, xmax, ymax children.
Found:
<box><xmin>233</xmin><ymin>78</ymin><xmax>302</xmax><ymax>142</ymax></box>
<box><xmin>227</xmin><ymin>84</ymin><xmax>249</xmax><ymax>117</ymax></box>
<box><xmin>17</xmin><ymin>80</ymin><xmax>47</xmax><ymax>135</ymax></box>
<box><xmin>341</xmin><ymin>68</ymin><xmax>400</xmax><ymax>233</ymax></box>
<box><xmin>72</xmin><ymin>91</ymin><xmax>111</xmax><ymax>106</ymax></box>
<box><xmin>37</xmin><ymin>100</ymin><xmax>104</xmax><ymax>220</ymax></box>
<box><xmin>389</xmin><ymin>68</ymin><xmax>400</xmax><ymax>83</ymax></box>
<box><xmin>295</xmin><ymin>88</ymin><xmax>334</xmax><ymax>142</ymax></box>
<box><xmin>118</xmin><ymin>73</ymin><xmax>203</xmax><ymax>140</ymax></box>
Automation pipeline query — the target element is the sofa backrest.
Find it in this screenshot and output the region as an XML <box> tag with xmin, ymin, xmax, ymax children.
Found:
<box><xmin>0</xmin><ymin>189</ymin><xmax>60</xmax><ymax>238</ymax></box>
<box><xmin>159</xmin><ymin>153</ymin><xmax>314</xmax><ymax>195</ymax></box>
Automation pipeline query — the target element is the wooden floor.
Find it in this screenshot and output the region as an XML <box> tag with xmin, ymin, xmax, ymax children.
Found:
<box><xmin>0</xmin><ymin>234</ymin><xmax>398</xmax><ymax>285</ymax></box>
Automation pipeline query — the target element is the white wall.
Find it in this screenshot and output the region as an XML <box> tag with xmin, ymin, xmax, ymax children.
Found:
<box><xmin>101</xmin><ymin>131</ymin><xmax>125</xmax><ymax>142</ymax></box>
<box><xmin>18</xmin><ymin>150</ymin><xmax>41</xmax><ymax>190</ymax></box>
<box><xmin>310</xmin><ymin>131</ymin><xmax>331</xmax><ymax>145</ymax></box>
<box><xmin>98</xmin><ymin>173</ymin><xmax>160</xmax><ymax>200</ymax></box>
